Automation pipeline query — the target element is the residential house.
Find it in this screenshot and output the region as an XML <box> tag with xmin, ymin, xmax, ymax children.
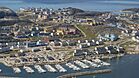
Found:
<box><xmin>95</xmin><ymin>47</ymin><xmax>109</xmax><ymax>54</ymax></box>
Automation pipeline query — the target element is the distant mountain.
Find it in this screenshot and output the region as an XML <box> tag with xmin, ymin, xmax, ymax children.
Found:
<box><xmin>123</xmin><ymin>8</ymin><xmax>139</xmax><ymax>12</ymax></box>
<box><xmin>21</xmin><ymin>0</ymin><xmax>89</xmax><ymax>4</ymax></box>
<box><xmin>18</xmin><ymin>0</ymin><xmax>139</xmax><ymax>4</ymax></box>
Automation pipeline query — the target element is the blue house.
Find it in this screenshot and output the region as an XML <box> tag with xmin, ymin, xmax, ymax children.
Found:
<box><xmin>98</xmin><ymin>34</ymin><xmax>118</xmax><ymax>41</ymax></box>
<box><xmin>0</xmin><ymin>47</ymin><xmax>11</xmax><ymax>53</ymax></box>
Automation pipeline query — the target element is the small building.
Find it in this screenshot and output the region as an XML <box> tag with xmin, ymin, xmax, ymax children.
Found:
<box><xmin>95</xmin><ymin>47</ymin><xmax>109</xmax><ymax>54</ymax></box>
<box><xmin>65</xmin><ymin>28</ymin><xmax>76</xmax><ymax>34</ymax></box>
<box><xmin>18</xmin><ymin>52</ymin><xmax>26</xmax><ymax>56</ymax></box>
<box><xmin>26</xmin><ymin>41</ymin><xmax>48</xmax><ymax>47</ymax></box>
<box><xmin>0</xmin><ymin>47</ymin><xmax>11</xmax><ymax>53</ymax></box>
<box><xmin>88</xmin><ymin>42</ymin><xmax>97</xmax><ymax>46</ymax></box>
<box><xmin>121</xmin><ymin>29</ymin><xmax>132</xmax><ymax>36</ymax></box>
<box><xmin>56</xmin><ymin>29</ymin><xmax>64</xmax><ymax>35</ymax></box>
<box><xmin>16</xmin><ymin>42</ymin><xmax>26</xmax><ymax>48</ymax></box>
<box><xmin>30</xmin><ymin>32</ymin><xmax>39</xmax><ymax>37</ymax></box>
<box><xmin>16</xmin><ymin>35</ymin><xmax>29</xmax><ymax>38</ymax></box>
<box><xmin>96</xmin><ymin>40</ymin><xmax>104</xmax><ymax>45</ymax></box>
<box><xmin>49</xmin><ymin>37</ymin><xmax>60</xmax><ymax>42</ymax></box>
<box><xmin>32</xmin><ymin>48</ymin><xmax>41</xmax><ymax>52</ymax></box>
<box><xmin>132</xmin><ymin>31</ymin><xmax>139</xmax><ymax>42</ymax></box>
<box><xmin>68</xmin><ymin>41</ymin><xmax>77</xmax><ymax>46</ymax></box>
<box><xmin>77</xmin><ymin>40</ymin><xmax>86</xmax><ymax>43</ymax></box>
<box><xmin>26</xmin><ymin>42</ymin><xmax>37</xmax><ymax>47</ymax></box>
<box><xmin>62</xmin><ymin>41</ymin><xmax>69</xmax><ymax>46</ymax></box>
<box><xmin>74</xmin><ymin>49</ymin><xmax>90</xmax><ymax>56</ymax></box>
<box><xmin>116</xmin><ymin>47</ymin><xmax>125</xmax><ymax>53</ymax></box>
<box><xmin>78</xmin><ymin>43</ymin><xmax>89</xmax><ymax>49</ymax></box>
<box><xmin>36</xmin><ymin>40</ymin><xmax>48</xmax><ymax>46</ymax></box>
<box><xmin>105</xmin><ymin>46</ymin><xmax>118</xmax><ymax>54</ymax></box>
<box><xmin>19</xmin><ymin>49</ymin><xmax>29</xmax><ymax>53</ymax></box>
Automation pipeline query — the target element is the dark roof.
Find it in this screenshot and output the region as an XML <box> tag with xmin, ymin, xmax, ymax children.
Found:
<box><xmin>135</xmin><ymin>32</ymin><xmax>139</xmax><ymax>37</ymax></box>
<box><xmin>62</xmin><ymin>41</ymin><xmax>68</xmax><ymax>46</ymax></box>
<box><xmin>108</xmin><ymin>46</ymin><xmax>118</xmax><ymax>54</ymax></box>
<box><xmin>96</xmin><ymin>47</ymin><xmax>108</xmax><ymax>54</ymax></box>
<box><xmin>68</xmin><ymin>41</ymin><xmax>77</xmax><ymax>46</ymax></box>
<box><xmin>74</xmin><ymin>49</ymin><xmax>91</xmax><ymax>56</ymax></box>
<box><xmin>39</xmin><ymin>32</ymin><xmax>51</xmax><ymax>36</ymax></box>
<box><xmin>80</xmin><ymin>43</ymin><xmax>89</xmax><ymax>48</ymax></box>
<box><xmin>49</xmin><ymin>37</ymin><xmax>60</xmax><ymax>42</ymax></box>
<box><xmin>90</xmin><ymin>42</ymin><xmax>97</xmax><ymax>46</ymax></box>
<box><xmin>78</xmin><ymin>40</ymin><xmax>86</xmax><ymax>43</ymax></box>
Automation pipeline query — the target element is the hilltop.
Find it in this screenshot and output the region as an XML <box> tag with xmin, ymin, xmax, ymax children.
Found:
<box><xmin>0</xmin><ymin>7</ymin><xmax>17</xmax><ymax>18</ymax></box>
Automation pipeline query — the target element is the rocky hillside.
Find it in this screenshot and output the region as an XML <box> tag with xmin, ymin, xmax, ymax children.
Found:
<box><xmin>0</xmin><ymin>7</ymin><xmax>17</xmax><ymax>18</ymax></box>
<box><xmin>0</xmin><ymin>7</ymin><xmax>20</xmax><ymax>26</ymax></box>
<box><xmin>122</xmin><ymin>8</ymin><xmax>139</xmax><ymax>12</ymax></box>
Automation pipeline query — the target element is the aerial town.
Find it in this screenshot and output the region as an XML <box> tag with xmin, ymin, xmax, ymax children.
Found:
<box><xmin>0</xmin><ymin>6</ymin><xmax>139</xmax><ymax>77</ymax></box>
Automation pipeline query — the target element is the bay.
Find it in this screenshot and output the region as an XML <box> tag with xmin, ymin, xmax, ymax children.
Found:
<box><xmin>0</xmin><ymin>55</ymin><xmax>138</xmax><ymax>78</ymax></box>
<box><xmin>0</xmin><ymin>0</ymin><xmax>139</xmax><ymax>11</ymax></box>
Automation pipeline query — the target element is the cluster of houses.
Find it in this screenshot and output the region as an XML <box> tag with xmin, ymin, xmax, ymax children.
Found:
<box><xmin>25</xmin><ymin>40</ymin><xmax>48</xmax><ymax>48</ymax></box>
<box><xmin>117</xmin><ymin>10</ymin><xmax>139</xmax><ymax>30</ymax></box>
<box><xmin>0</xmin><ymin>31</ymin><xmax>122</xmax><ymax>53</ymax></box>
<box><xmin>19</xmin><ymin>7</ymin><xmax>108</xmax><ymax>27</ymax></box>
<box><xmin>99</xmin><ymin>12</ymin><xmax>112</xmax><ymax>21</ymax></box>
<box><xmin>77</xmin><ymin>39</ymin><xmax>103</xmax><ymax>49</ymax></box>
<box><xmin>76</xmin><ymin>18</ymin><xmax>103</xmax><ymax>26</ymax></box>
<box><xmin>0</xmin><ymin>7</ymin><xmax>130</xmax><ymax>56</ymax></box>
<box><xmin>120</xmin><ymin>11</ymin><xmax>139</xmax><ymax>20</ymax></box>
<box><xmin>20</xmin><ymin>7</ymin><xmax>52</xmax><ymax>20</ymax></box>
<box><xmin>118</xmin><ymin>11</ymin><xmax>139</xmax><ymax>42</ymax></box>
<box><xmin>121</xmin><ymin>28</ymin><xmax>139</xmax><ymax>42</ymax></box>
<box><xmin>131</xmin><ymin>31</ymin><xmax>139</xmax><ymax>42</ymax></box>
<box><xmin>19</xmin><ymin>7</ymin><xmax>84</xmax><ymax>23</ymax></box>
<box><xmin>54</xmin><ymin>25</ymin><xmax>78</xmax><ymax>36</ymax></box>
<box><xmin>50</xmin><ymin>38</ymin><xmax>104</xmax><ymax>49</ymax></box>
<box><xmin>15</xmin><ymin>26</ymin><xmax>52</xmax><ymax>39</ymax></box>
<box><xmin>74</xmin><ymin>45</ymin><xmax>124</xmax><ymax>56</ymax></box>
<box><xmin>98</xmin><ymin>34</ymin><xmax>119</xmax><ymax>41</ymax></box>
<box><xmin>0</xmin><ymin>26</ymin><xmax>17</xmax><ymax>52</ymax></box>
<box><xmin>14</xmin><ymin>23</ymin><xmax>81</xmax><ymax>39</ymax></box>
<box><xmin>0</xmin><ymin>38</ymin><xmax>102</xmax><ymax>53</ymax></box>
<box><xmin>0</xmin><ymin>39</ymin><xmax>49</xmax><ymax>53</ymax></box>
<box><xmin>127</xmin><ymin>23</ymin><xmax>139</xmax><ymax>30</ymax></box>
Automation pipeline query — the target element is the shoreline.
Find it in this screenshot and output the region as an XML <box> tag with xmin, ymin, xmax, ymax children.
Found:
<box><xmin>0</xmin><ymin>53</ymin><xmax>124</xmax><ymax>67</ymax></box>
<box><xmin>126</xmin><ymin>52</ymin><xmax>139</xmax><ymax>55</ymax></box>
<box><xmin>57</xmin><ymin>69</ymin><xmax>112</xmax><ymax>78</ymax></box>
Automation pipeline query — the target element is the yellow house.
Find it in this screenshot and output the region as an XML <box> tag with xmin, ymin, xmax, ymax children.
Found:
<box><xmin>56</xmin><ymin>29</ymin><xmax>64</xmax><ymax>35</ymax></box>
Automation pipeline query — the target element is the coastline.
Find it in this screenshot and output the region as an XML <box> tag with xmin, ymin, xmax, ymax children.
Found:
<box><xmin>57</xmin><ymin>69</ymin><xmax>112</xmax><ymax>78</ymax></box>
<box><xmin>0</xmin><ymin>53</ymin><xmax>124</xmax><ymax>67</ymax></box>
